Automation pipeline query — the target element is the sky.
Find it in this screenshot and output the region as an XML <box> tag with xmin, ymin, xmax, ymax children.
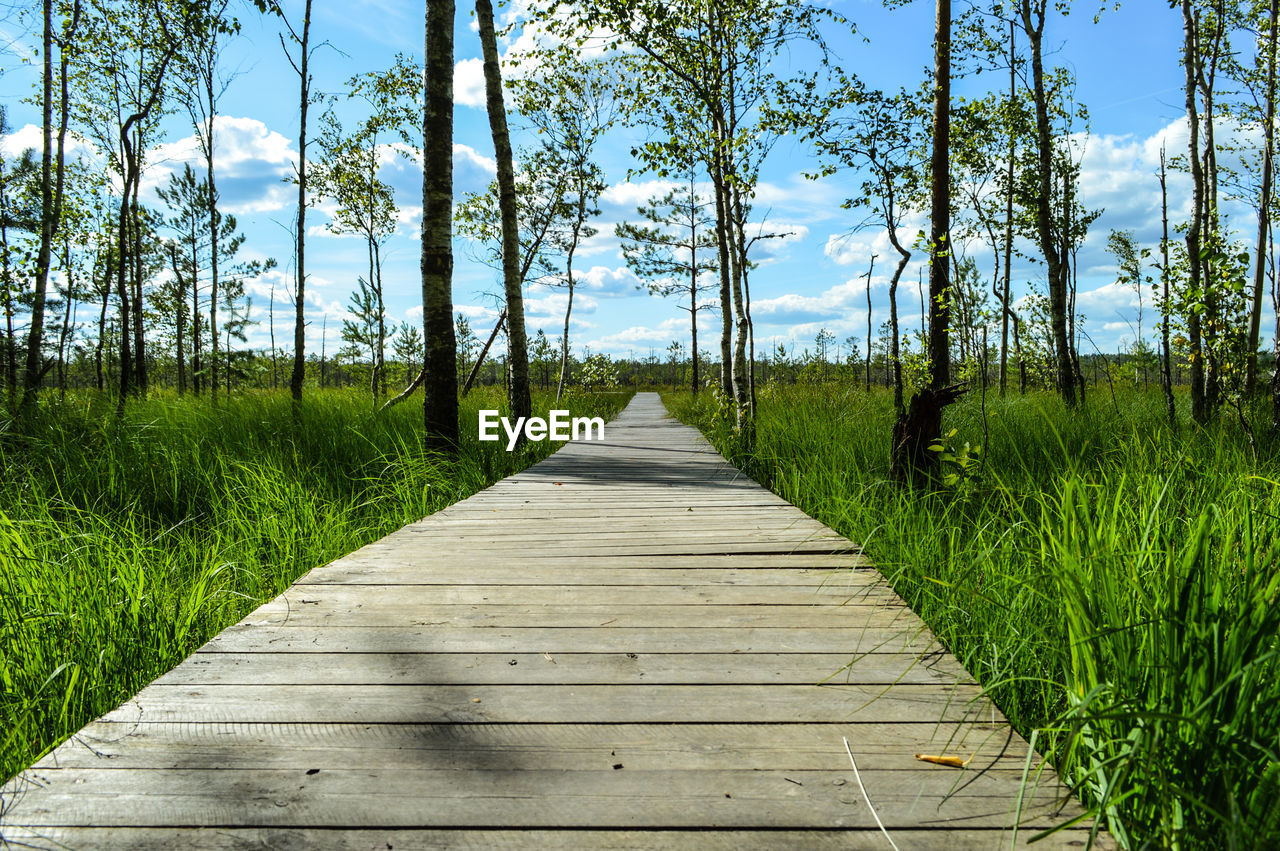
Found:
<box><xmin>0</xmin><ymin>0</ymin><xmax>1269</xmax><ymax>363</ymax></box>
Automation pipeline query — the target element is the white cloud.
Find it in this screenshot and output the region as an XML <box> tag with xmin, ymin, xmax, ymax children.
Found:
<box><xmin>584</xmin><ymin>316</ymin><xmax>693</xmax><ymax>351</ymax></box>
<box><xmin>577</xmin><ymin>265</ymin><xmax>642</xmax><ymax>296</ymax></box>
<box><xmin>454</xmin><ymin>58</ymin><xmax>487</xmax><ymax>109</ymax></box>
<box><xmin>141</xmin><ymin>116</ymin><xmax>297</xmax><ymax>215</ymax></box>
<box><xmin>454</xmin><ymin>143</ymin><xmax>496</xmax><ymax>175</ymax></box>
<box><xmin>524</xmin><ymin>291</ymin><xmax>598</xmax><ymax>319</ymax></box>
<box><xmin>601</xmin><ymin>179</ymin><xmax>681</xmax><ymax>209</ymax></box>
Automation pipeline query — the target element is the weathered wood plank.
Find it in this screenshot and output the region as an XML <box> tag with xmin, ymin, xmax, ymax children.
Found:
<box><xmin>307</xmin><ymin>552</ymin><xmax>874</xmax><ymax>574</ymax></box>
<box><xmin>0</xmin><ymin>826</ymin><xmax>1096</xmax><ymax>850</ymax></box>
<box><xmin>5</xmin><ymin>768</ymin><xmax>1078</xmax><ymax>829</ymax></box>
<box><xmin>37</xmin><ymin>721</ymin><xmax>1026</xmax><ymax>771</ymax></box>
<box><xmin>201</xmin><ymin>625</ymin><xmax>942</xmax><ymax>655</ymax></box>
<box><xmin>352</xmin><ymin>540</ymin><xmax>858</xmax><ymax>557</ymax></box>
<box><xmin>154</xmin><ymin>651</ymin><xmax>973</xmax><ymax>686</ymax></box>
<box><xmin>99</xmin><ymin>684</ymin><xmax>1002</xmax><ymax>725</ymax></box>
<box><xmin>265</xmin><ymin>583</ymin><xmax>900</xmax><ymax>606</ymax></box>
<box><xmin>238</xmin><ymin>602</ymin><xmax>919</xmax><ymax>629</ymax></box>
<box><xmin>301</xmin><ymin>565</ymin><xmax>875</xmax><ymax>586</ymax></box>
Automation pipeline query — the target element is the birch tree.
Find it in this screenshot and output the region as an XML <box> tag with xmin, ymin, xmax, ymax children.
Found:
<box><xmin>476</xmin><ymin>0</ymin><xmax>531</xmax><ymax>424</ymax></box>
<box><xmin>512</xmin><ymin>60</ymin><xmax>615</xmax><ymax>402</ymax></box>
<box><xmin>421</xmin><ymin>0</ymin><xmax>458</xmax><ymax>448</ymax></box>
<box><xmin>21</xmin><ymin>0</ymin><xmax>81</xmax><ymax>413</ymax></box>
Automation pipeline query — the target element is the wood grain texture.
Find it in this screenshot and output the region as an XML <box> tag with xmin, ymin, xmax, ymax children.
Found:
<box><xmin>0</xmin><ymin>393</ymin><xmax>1106</xmax><ymax>848</ymax></box>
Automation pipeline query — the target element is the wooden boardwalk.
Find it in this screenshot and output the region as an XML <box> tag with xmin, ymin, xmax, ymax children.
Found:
<box><xmin>1</xmin><ymin>393</ymin><xmax>1099</xmax><ymax>848</ymax></box>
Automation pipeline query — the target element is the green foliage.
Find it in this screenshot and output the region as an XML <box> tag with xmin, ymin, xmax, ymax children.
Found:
<box><xmin>666</xmin><ymin>384</ymin><xmax>1280</xmax><ymax>847</ymax></box>
<box><xmin>577</xmin><ymin>352</ymin><xmax>620</xmax><ymax>390</ymax></box>
<box><xmin>0</xmin><ymin>387</ymin><xmax>631</xmax><ymax>782</ymax></box>
<box><xmin>617</xmin><ymin>177</ymin><xmax>720</xmax><ymax>316</ymax></box>
<box><xmin>927</xmin><ymin>427</ymin><xmax>982</xmax><ymax>493</ymax></box>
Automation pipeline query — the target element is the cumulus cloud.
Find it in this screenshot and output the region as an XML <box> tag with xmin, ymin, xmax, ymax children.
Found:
<box><xmin>583</xmin><ymin>316</ymin><xmax>696</xmax><ymax>351</ymax></box>
<box><xmin>2</xmin><ymin>124</ymin><xmax>96</xmax><ymax>161</ymax></box>
<box><xmin>601</xmin><ymin>179</ymin><xmax>682</xmax><ymax>210</ymax></box>
<box><xmin>576</xmin><ymin>265</ymin><xmax>643</xmax><ymax>297</ymax></box>
<box><xmin>138</xmin><ymin>116</ymin><xmax>297</xmax><ymax>215</ymax></box>
<box><xmin>525</xmin><ymin>291</ymin><xmax>599</xmax><ymax>320</ymax></box>
<box><xmin>454</xmin><ymin>58</ymin><xmax>487</xmax><ymax>109</ymax></box>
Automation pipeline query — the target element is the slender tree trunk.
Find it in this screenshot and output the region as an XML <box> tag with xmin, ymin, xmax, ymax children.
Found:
<box><xmin>106</xmin><ymin>318</ymin><xmax>115</xmax><ymax>386</ymax></box>
<box><xmin>114</xmin><ymin>176</ymin><xmax>133</xmax><ymax>411</ymax></box>
<box><xmin>1001</xmin><ymin>22</ymin><xmax>1016</xmax><ymax>397</ymax></box>
<box><xmin>130</xmin><ymin>145</ymin><xmax>146</xmax><ymax>394</ymax></box>
<box><xmin>690</xmin><ymin>285</ymin><xmax>700</xmax><ymax>394</ymax></box>
<box><xmin>888</xmin><ymin>249</ymin><xmax>907</xmax><ymax>415</ymax></box>
<box><xmin>1200</xmin><ymin>13</ymin><xmax>1224</xmax><ymax>413</ymax></box>
<box><xmin>743</xmin><ymin>256</ymin><xmax>756</xmax><ymax>417</ymax></box>
<box><xmin>21</xmin><ymin>0</ymin><xmax>56</xmax><ymax>413</ymax></box>
<box><xmin>1064</xmin><ymin>170</ymin><xmax>1085</xmax><ymax>403</ymax></box>
<box><xmin>1182</xmin><ymin>0</ymin><xmax>1208</xmax><ymax>423</ymax></box>
<box><xmin>1272</xmin><ymin>216</ymin><xmax>1280</xmax><ymax>430</ymax></box>
<box><xmin>225</xmin><ymin>316</ymin><xmax>232</xmax><ymax>395</ymax></box>
<box><xmin>556</xmin><ymin>221</ymin><xmax>582</xmax><ymax>404</ymax></box>
<box><xmin>56</xmin><ymin>237</ymin><xmax>73</xmax><ymax>395</ymax></box>
<box><xmin>1249</xmin><ymin>0</ymin><xmax>1279</xmax><ymax>395</ymax></box>
<box><xmin>726</xmin><ymin>175</ymin><xmax>750</xmax><ymax>425</ymax></box>
<box><xmin>690</xmin><ymin>181</ymin><xmax>701</xmax><ymax>395</ymax></box>
<box><xmin>376</xmin><ymin>240</ymin><xmax>385</xmax><ymax>398</ymax></box>
<box><xmin>864</xmin><ymin>254</ymin><xmax>875</xmax><ymax>392</ymax></box>
<box><xmin>727</xmin><ymin>174</ymin><xmax>752</xmax><ymax>422</ymax></box>
<box><xmin>422</xmin><ymin>0</ymin><xmax>459</xmax><ymax>447</ymax></box>
<box><xmin>289</xmin><ymin>0</ymin><xmax>313</xmax><ymax>402</ymax></box>
<box><xmin>206</xmin><ymin>86</ymin><xmax>221</xmax><ymax>402</ymax></box>
<box><xmin>1</xmin><ymin>178</ymin><xmax>14</xmax><ymax>406</ymax></box>
<box><xmin>462</xmin><ymin>310</ymin><xmax>504</xmax><ymax>397</ymax></box>
<box><xmin>94</xmin><ymin>260</ymin><xmax>107</xmax><ymax>393</ymax></box>
<box><xmin>928</xmin><ymin>0</ymin><xmax>953</xmax><ymax>390</ymax></box>
<box><xmin>709</xmin><ymin>158</ymin><xmax>735</xmax><ymax>398</ymax></box>
<box><xmin>269</xmin><ymin>280</ymin><xmax>276</xmax><ymax>389</ymax></box>
<box><xmin>191</xmin><ymin>254</ymin><xmax>202</xmax><ymax>394</ymax></box>
<box><xmin>1159</xmin><ymin>148</ymin><xmax>1176</xmax><ymax>427</ymax></box>
<box><xmin>1021</xmin><ymin>1</ymin><xmax>1074</xmax><ymax>405</ymax></box>
<box><xmin>170</xmin><ymin>245</ymin><xmax>187</xmax><ymax>394</ymax></box>
<box><xmin>477</xmin><ymin>0</ymin><xmax>530</xmax><ymax>424</ymax></box>
<box><xmin>892</xmin><ymin>0</ymin><xmax>960</xmax><ymax>487</ymax></box>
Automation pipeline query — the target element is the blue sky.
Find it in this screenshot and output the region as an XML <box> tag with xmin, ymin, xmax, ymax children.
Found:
<box><xmin>1</xmin><ymin>0</ymin><xmax>1268</xmax><ymax>362</ymax></box>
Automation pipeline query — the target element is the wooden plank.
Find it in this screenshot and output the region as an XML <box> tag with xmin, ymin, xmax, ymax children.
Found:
<box><xmin>201</xmin><ymin>625</ymin><xmax>942</xmax><ymax>655</ymax></box>
<box><xmin>0</xmin><ymin>827</ymin><xmax>1098</xmax><ymax>850</ymax></box>
<box><xmin>306</xmin><ymin>552</ymin><xmax>873</xmax><ymax>573</ymax></box>
<box><xmin>237</xmin><ymin>602</ymin><xmax>920</xmax><ymax>629</ymax></box>
<box><xmin>300</xmin><ymin>565</ymin><xmax>875</xmax><ymax>586</ymax></box>
<box><xmin>98</xmin><ymin>684</ymin><xmax>1002</xmax><ymax>725</ymax></box>
<box><xmin>154</xmin><ymin>651</ymin><xmax>973</xmax><ymax>686</ymax></box>
<box><xmin>349</xmin><ymin>541</ymin><xmax>857</xmax><ymax>557</ymax></box>
<box><xmin>387</xmin><ymin>527</ymin><xmax>846</xmax><ymax>542</ymax></box>
<box><xmin>268</xmin><ymin>583</ymin><xmax>899</xmax><ymax>606</ymax></box>
<box><xmin>41</xmin><ymin>721</ymin><xmax>1026</xmax><ymax>771</ymax></box>
<box><xmin>5</xmin><ymin>768</ymin><xmax>1078</xmax><ymax>829</ymax></box>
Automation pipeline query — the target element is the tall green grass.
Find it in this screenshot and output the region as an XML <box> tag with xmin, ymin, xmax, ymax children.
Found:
<box><xmin>0</xmin><ymin>387</ymin><xmax>631</xmax><ymax>782</ymax></box>
<box><xmin>666</xmin><ymin>384</ymin><xmax>1280</xmax><ymax>848</ymax></box>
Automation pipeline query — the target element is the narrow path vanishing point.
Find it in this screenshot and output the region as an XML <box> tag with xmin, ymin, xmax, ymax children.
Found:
<box><xmin>1</xmin><ymin>393</ymin><xmax>1105</xmax><ymax>849</ymax></box>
